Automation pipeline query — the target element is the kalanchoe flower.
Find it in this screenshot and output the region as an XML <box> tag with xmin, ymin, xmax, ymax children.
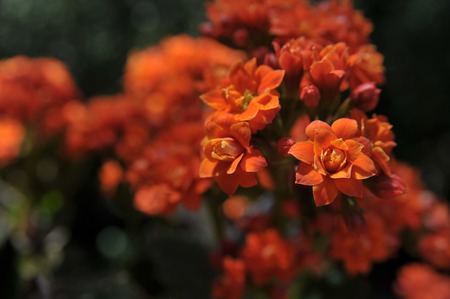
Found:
<box><xmin>351</xmin><ymin>109</ymin><xmax>397</xmax><ymax>176</ymax></box>
<box><xmin>200</xmin><ymin>113</ymin><xmax>267</xmax><ymax>195</ymax></box>
<box><xmin>289</xmin><ymin>118</ymin><xmax>377</xmax><ymax>206</ymax></box>
<box><xmin>201</xmin><ymin>58</ymin><xmax>284</xmax><ymax>132</ymax></box>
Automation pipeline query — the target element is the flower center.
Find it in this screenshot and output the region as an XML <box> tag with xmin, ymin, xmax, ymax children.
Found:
<box><xmin>210</xmin><ymin>138</ymin><xmax>244</xmax><ymax>162</ymax></box>
<box><xmin>235</xmin><ymin>90</ymin><xmax>254</xmax><ymax>112</ymax></box>
<box><xmin>321</xmin><ymin>147</ymin><xmax>346</xmax><ymax>173</ymax></box>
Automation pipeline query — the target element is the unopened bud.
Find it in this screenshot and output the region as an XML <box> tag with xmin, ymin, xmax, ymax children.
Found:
<box><xmin>277</xmin><ymin>137</ymin><xmax>295</xmax><ymax>157</ymax></box>
<box><xmin>199</xmin><ymin>22</ymin><xmax>216</xmax><ymax>37</ymax></box>
<box><xmin>368</xmin><ymin>174</ymin><xmax>407</xmax><ymax>199</ymax></box>
<box><xmin>300</xmin><ymin>85</ymin><xmax>321</xmax><ymax>107</ymax></box>
<box><xmin>351</xmin><ymin>82</ymin><xmax>380</xmax><ymax>111</ymax></box>
<box><xmin>232</xmin><ymin>28</ymin><xmax>249</xmax><ymax>47</ymax></box>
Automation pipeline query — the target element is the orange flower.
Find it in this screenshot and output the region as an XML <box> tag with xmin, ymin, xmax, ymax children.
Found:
<box><xmin>419</xmin><ymin>230</ymin><xmax>450</xmax><ymax>270</ymax></box>
<box><xmin>200</xmin><ymin>114</ymin><xmax>267</xmax><ymax>195</ymax></box>
<box><xmin>395</xmin><ymin>264</ymin><xmax>450</xmax><ymax>299</ymax></box>
<box><xmin>329</xmin><ymin>213</ymin><xmax>398</xmax><ymax>275</ymax></box>
<box><xmin>212</xmin><ymin>257</ymin><xmax>247</xmax><ymax>299</ymax></box>
<box><xmin>241</xmin><ymin>229</ymin><xmax>297</xmax><ymax>286</ymax></box>
<box><xmin>201</xmin><ymin>58</ymin><xmax>284</xmax><ymax>132</ymax></box>
<box><xmin>350</xmin><ymin>109</ymin><xmax>396</xmax><ymax>176</ymax></box>
<box><xmin>288</xmin><ymin>118</ymin><xmax>376</xmax><ymax>206</ymax></box>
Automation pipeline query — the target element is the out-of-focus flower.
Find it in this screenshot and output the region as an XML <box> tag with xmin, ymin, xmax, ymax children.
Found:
<box><xmin>213</xmin><ymin>257</ymin><xmax>247</xmax><ymax>299</ymax></box>
<box><xmin>241</xmin><ymin>229</ymin><xmax>297</xmax><ymax>286</ymax></box>
<box><xmin>395</xmin><ymin>264</ymin><xmax>450</xmax><ymax>299</ymax></box>
<box><xmin>419</xmin><ymin>230</ymin><xmax>450</xmax><ymax>270</ymax></box>
<box><xmin>99</xmin><ymin>160</ymin><xmax>123</xmax><ymax>196</ymax></box>
<box><xmin>289</xmin><ymin>119</ymin><xmax>376</xmax><ymax>206</ymax></box>
<box><xmin>0</xmin><ymin>119</ymin><xmax>25</xmax><ymax>165</ymax></box>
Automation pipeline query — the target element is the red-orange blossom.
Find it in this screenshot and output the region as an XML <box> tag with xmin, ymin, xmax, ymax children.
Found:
<box><xmin>289</xmin><ymin>118</ymin><xmax>377</xmax><ymax>206</ymax></box>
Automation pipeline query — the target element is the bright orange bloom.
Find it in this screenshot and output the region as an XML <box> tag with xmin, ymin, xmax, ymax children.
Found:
<box><xmin>201</xmin><ymin>58</ymin><xmax>284</xmax><ymax>132</ymax></box>
<box><xmin>395</xmin><ymin>264</ymin><xmax>450</xmax><ymax>299</ymax></box>
<box><xmin>307</xmin><ymin>43</ymin><xmax>349</xmax><ymax>101</ymax></box>
<box><xmin>0</xmin><ymin>119</ymin><xmax>25</xmax><ymax>165</ymax></box>
<box><xmin>134</xmin><ymin>183</ymin><xmax>181</xmax><ymax>215</ymax></box>
<box><xmin>241</xmin><ymin>229</ymin><xmax>297</xmax><ymax>286</ymax></box>
<box><xmin>200</xmin><ymin>114</ymin><xmax>267</xmax><ymax>195</ymax></box>
<box><xmin>289</xmin><ymin>118</ymin><xmax>376</xmax><ymax>206</ymax></box>
<box><xmin>351</xmin><ymin>109</ymin><xmax>396</xmax><ymax>176</ymax></box>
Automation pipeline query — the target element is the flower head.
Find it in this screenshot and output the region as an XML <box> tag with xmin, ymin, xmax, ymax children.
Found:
<box><xmin>200</xmin><ymin>113</ymin><xmax>267</xmax><ymax>195</ymax></box>
<box><xmin>289</xmin><ymin>118</ymin><xmax>376</xmax><ymax>205</ymax></box>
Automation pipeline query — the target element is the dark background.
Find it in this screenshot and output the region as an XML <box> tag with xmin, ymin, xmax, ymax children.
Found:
<box><xmin>0</xmin><ymin>0</ymin><xmax>449</xmax><ymax>298</ymax></box>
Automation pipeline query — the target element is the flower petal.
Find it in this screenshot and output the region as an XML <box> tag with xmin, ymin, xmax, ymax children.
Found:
<box><xmin>314</xmin><ymin>129</ymin><xmax>336</xmax><ymax>155</ymax></box>
<box><xmin>331</xmin><ymin>118</ymin><xmax>358</xmax><ymax>140</ymax></box>
<box><xmin>335</xmin><ymin>178</ymin><xmax>363</xmax><ymax>198</ymax></box>
<box><xmin>295</xmin><ymin>163</ymin><xmax>323</xmax><ymax>185</ymax></box>
<box><xmin>230</xmin><ymin>121</ymin><xmax>251</xmax><ymax>148</ymax></box>
<box><xmin>288</xmin><ymin>141</ymin><xmax>314</xmax><ymax>164</ymax></box>
<box><xmin>227</xmin><ymin>153</ymin><xmax>244</xmax><ymax>174</ymax></box>
<box><xmin>240</xmin><ymin>149</ymin><xmax>267</xmax><ymax>173</ymax></box>
<box><xmin>199</xmin><ymin>158</ymin><xmax>218</xmax><ymax>178</ymax></box>
<box><xmin>258</xmin><ymin>70</ymin><xmax>285</xmax><ymax>94</ymax></box>
<box><xmin>305</xmin><ymin>120</ymin><xmax>332</xmax><ymax>140</ymax></box>
<box><xmin>352</xmin><ymin>153</ymin><xmax>377</xmax><ymax>179</ymax></box>
<box><xmin>312</xmin><ymin>177</ymin><xmax>339</xmax><ymax>206</ymax></box>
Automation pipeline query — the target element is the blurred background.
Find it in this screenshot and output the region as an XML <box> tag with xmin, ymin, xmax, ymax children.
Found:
<box><xmin>0</xmin><ymin>0</ymin><xmax>449</xmax><ymax>298</ymax></box>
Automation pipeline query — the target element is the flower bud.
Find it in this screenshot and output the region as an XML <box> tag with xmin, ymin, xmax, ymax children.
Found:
<box><xmin>277</xmin><ymin>137</ymin><xmax>295</xmax><ymax>157</ymax></box>
<box><xmin>368</xmin><ymin>174</ymin><xmax>407</xmax><ymax>199</ymax></box>
<box><xmin>232</xmin><ymin>28</ymin><xmax>249</xmax><ymax>47</ymax></box>
<box><xmin>351</xmin><ymin>82</ymin><xmax>380</xmax><ymax>111</ymax></box>
<box><xmin>300</xmin><ymin>85</ymin><xmax>320</xmax><ymax>107</ymax></box>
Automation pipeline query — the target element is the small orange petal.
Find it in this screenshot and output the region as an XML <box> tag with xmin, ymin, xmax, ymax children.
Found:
<box><xmin>314</xmin><ymin>129</ymin><xmax>336</xmax><ymax>155</ymax></box>
<box><xmin>288</xmin><ymin>141</ymin><xmax>314</xmax><ymax>164</ymax></box>
<box><xmin>295</xmin><ymin>163</ymin><xmax>323</xmax><ymax>186</ymax></box>
<box><xmin>313</xmin><ymin>178</ymin><xmax>339</xmax><ymax>206</ymax></box>
<box><xmin>331</xmin><ymin>118</ymin><xmax>358</xmax><ymax>140</ymax></box>
<box><xmin>334</xmin><ymin>178</ymin><xmax>363</xmax><ymax>198</ymax></box>
<box><xmin>352</xmin><ymin>153</ymin><xmax>377</xmax><ymax>179</ymax></box>
<box><xmin>305</xmin><ymin>120</ymin><xmax>332</xmax><ymax>140</ymax></box>
<box><xmin>227</xmin><ymin>153</ymin><xmax>244</xmax><ymax>174</ymax></box>
<box><xmin>240</xmin><ymin>149</ymin><xmax>267</xmax><ymax>172</ymax></box>
<box><xmin>230</xmin><ymin>121</ymin><xmax>251</xmax><ymax>148</ymax></box>
<box><xmin>258</xmin><ymin>70</ymin><xmax>285</xmax><ymax>94</ymax></box>
<box><xmin>199</xmin><ymin>158</ymin><xmax>218</xmax><ymax>178</ymax></box>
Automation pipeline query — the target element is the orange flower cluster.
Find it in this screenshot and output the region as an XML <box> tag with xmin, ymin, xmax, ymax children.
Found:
<box><xmin>213</xmin><ymin>229</ymin><xmax>298</xmax><ymax>299</ymax></box>
<box><xmin>395</xmin><ymin>264</ymin><xmax>450</xmax><ymax>299</ymax></box>
<box><xmin>64</xmin><ymin>35</ymin><xmax>244</xmax><ymax>215</ymax></box>
<box><xmin>0</xmin><ymin>56</ymin><xmax>79</xmax><ymax>165</ymax></box>
<box><xmin>203</xmin><ymin>0</ymin><xmax>372</xmax><ymax>52</ymax></box>
<box><xmin>199</xmin><ymin>59</ymin><xmax>284</xmax><ymax>195</ymax></box>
